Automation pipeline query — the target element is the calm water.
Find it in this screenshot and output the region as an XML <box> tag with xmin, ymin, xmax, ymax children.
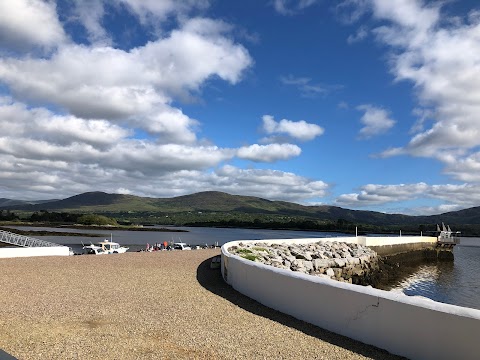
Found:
<box><xmin>7</xmin><ymin>225</ymin><xmax>347</xmax><ymax>252</ymax></box>
<box><xmin>7</xmin><ymin>226</ymin><xmax>480</xmax><ymax>310</ymax></box>
<box><xmin>389</xmin><ymin>237</ymin><xmax>480</xmax><ymax>310</ymax></box>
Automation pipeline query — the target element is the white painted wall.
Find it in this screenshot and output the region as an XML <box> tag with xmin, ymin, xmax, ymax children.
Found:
<box><xmin>0</xmin><ymin>246</ymin><xmax>71</xmax><ymax>258</ymax></box>
<box><xmin>360</xmin><ymin>236</ymin><xmax>437</xmax><ymax>246</ymax></box>
<box><xmin>222</xmin><ymin>238</ymin><xmax>480</xmax><ymax>360</ymax></box>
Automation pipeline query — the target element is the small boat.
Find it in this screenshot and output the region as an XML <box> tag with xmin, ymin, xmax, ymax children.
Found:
<box><xmin>173</xmin><ymin>242</ymin><xmax>191</xmax><ymax>250</ymax></box>
<box><xmin>82</xmin><ymin>243</ymin><xmax>107</xmax><ymax>255</ymax></box>
<box><xmin>96</xmin><ymin>239</ymin><xmax>129</xmax><ymax>254</ymax></box>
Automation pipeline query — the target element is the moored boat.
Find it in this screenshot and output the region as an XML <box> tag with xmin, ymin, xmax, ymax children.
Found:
<box><xmin>82</xmin><ymin>243</ymin><xmax>106</xmax><ymax>255</ymax></box>
<box><xmin>96</xmin><ymin>239</ymin><xmax>129</xmax><ymax>254</ymax></box>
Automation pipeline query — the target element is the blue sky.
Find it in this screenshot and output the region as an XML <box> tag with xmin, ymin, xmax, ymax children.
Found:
<box><xmin>0</xmin><ymin>0</ymin><xmax>480</xmax><ymax>215</ymax></box>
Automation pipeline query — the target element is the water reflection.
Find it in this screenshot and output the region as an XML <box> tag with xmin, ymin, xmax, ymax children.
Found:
<box><xmin>389</xmin><ymin>245</ymin><xmax>480</xmax><ymax>310</ymax></box>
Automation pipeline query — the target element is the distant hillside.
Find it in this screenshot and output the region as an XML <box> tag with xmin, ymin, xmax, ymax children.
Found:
<box><xmin>2</xmin><ymin>190</ymin><xmax>478</xmax><ymax>226</ymax></box>
<box><xmin>0</xmin><ymin>198</ymin><xmax>58</xmax><ymax>207</ymax></box>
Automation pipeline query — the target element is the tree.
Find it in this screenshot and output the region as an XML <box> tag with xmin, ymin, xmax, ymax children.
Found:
<box><xmin>77</xmin><ymin>214</ymin><xmax>118</xmax><ymax>226</ymax></box>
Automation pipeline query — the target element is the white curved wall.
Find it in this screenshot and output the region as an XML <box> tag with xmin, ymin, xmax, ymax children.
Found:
<box><xmin>222</xmin><ymin>238</ymin><xmax>480</xmax><ymax>360</ymax></box>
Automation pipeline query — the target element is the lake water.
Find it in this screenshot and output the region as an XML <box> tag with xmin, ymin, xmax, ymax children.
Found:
<box><xmin>7</xmin><ymin>225</ymin><xmax>348</xmax><ymax>252</ymax></box>
<box><xmin>6</xmin><ymin>226</ymin><xmax>480</xmax><ymax>311</ymax></box>
<box><xmin>388</xmin><ymin>237</ymin><xmax>480</xmax><ymax>310</ymax></box>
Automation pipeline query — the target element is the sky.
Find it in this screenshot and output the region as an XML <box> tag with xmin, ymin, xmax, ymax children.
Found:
<box><xmin>0</xmin><ymin>0</ymin><xmax>480</xmax><ymax>215</ymax></box>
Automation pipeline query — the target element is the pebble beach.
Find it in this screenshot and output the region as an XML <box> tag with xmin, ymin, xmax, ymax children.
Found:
<box><xmin>0</xmin><ymin>250</ymin><xmax>403</xmax><ymax>359</ymax></box>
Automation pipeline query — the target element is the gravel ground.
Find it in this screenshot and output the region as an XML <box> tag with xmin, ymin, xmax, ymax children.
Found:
<box><xmin>0</xmin><ymin>250</ymin><xmax>404</xmax><ymax>359</ymax></box>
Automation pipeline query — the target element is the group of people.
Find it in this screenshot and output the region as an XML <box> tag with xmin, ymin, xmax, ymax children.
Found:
<box><xmin>145</xmin><ymin>241</ymin><xmax>170</xmax><ymax>251</ymax></box>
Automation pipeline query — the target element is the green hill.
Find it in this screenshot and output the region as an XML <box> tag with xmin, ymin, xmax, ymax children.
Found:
<box><xmin>2</xmin><ymin>190</ymin><xmax>477</xmax><ymax>228</ymax></box>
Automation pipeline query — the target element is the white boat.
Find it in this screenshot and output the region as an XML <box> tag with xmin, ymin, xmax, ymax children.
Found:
<box><xmin>82</xmin><ymin>243</ymin><xmax>107</xmax><ymax>255</ymax></box>
<box><xmin>96</xmin><ymin>239</ymin><xmax>129</xmax><ymax>254</ymax></box>
<box><xmin>173</xmin><ymin>242</ymin><xmax>191</xmax><ymax>250</ymax></box>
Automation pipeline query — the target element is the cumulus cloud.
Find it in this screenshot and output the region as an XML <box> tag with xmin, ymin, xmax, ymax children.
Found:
<box><xmin>336</xmin><ymin>183</ymin><xmax>429</xmax><ymax>206</ymax></box>
<box><xmin>443</xmin><ymin>152</ymin><xmax>480</xmax><ymax>182</ymax></box>
<box><xmin>0</xmin><ymin>156</ymin><xmax>329</xmax><ymax>203</ymax></box>
<box><xmin>237</xmin><ymin>144</ymin><xmax>301</xmax><ymax>162</ymax></box>
<box><xmin>0</xmin><ymin>18</ymin><xmax>251</xmax><ymax>144</ymax></box>
<box><xmin>67</xmin><ymin>0</ymin><xmax>210</xmax><ymax>44</ymax></box>
<box><xmin>0</xmin><ymin>97</ymin><xmax>130</xmax><ymax>147</ymax></box>
<box><xmin>69</xmin><ymin>0</ymin><xmax>112</xmax><ymax>46</ymax></box>
<box><xmin>346</xmin><ymin>0</ymin><xmax>480</xmax><ymax>183</ymax></box>
<box><xmin>273</xmin><ymin>0</ymin><xmax>319</xmax><ymax>15</ymax></box>
<box><xmin>0</xmin><ymin>1</ymin><xmax>331</xmax><ymax>205</ymax></box>
<box><xmin>357</xmin><ymin>104</ymin><xmax>395</xmax><ymax>139</ymax></box>
<box><xmin>116</xmin><ymin>0</ymin><xmax>210</xmax><ymax>25</ymax></box>
<box><xmin>213</xmin><ymin>165</ymin><xmax>329</xmax><ymax>202</ymax></box>
<box><xmin>0</xmin><ymin>96</ymin><xmax>326</xmax><ymax>201</ymax></box>
<box><xmin>408</xmin><ymin>204</ymin><xmax>463</xmax><ymax>216</ymax></box>
<box><xmin>0</xmin><ymin>0</ymin><xmax>67</xmax><ymax>52</ymax></box>
<box><xmin>262</xmin><ymin>115</ymin><xmax>324</xmax><ymax>142</ymax></box>
<box><xmin>336</xmin><ymin>182</ymin><xmax>480</xmax><ymax>213</ymax></box>
<box><xmin>0</xmin><ymin>18</ymin><xmax>252</xmax><ymax>112</ymax></box>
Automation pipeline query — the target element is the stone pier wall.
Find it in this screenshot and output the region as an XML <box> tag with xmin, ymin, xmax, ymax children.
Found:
<box><xmin>228</xmin><ymin>241</ymin><xmax>380</xmax><ymax>285</ymax></box>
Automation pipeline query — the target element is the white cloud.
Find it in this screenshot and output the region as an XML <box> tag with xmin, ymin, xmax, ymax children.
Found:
<box><xmin>0</xmin><ymin>18</ymin><xmax>252</xmax><ymax>144</ymax></box>
<box><xmin>237</xmin><ymin>144</ymin><xmax>301</xmax><ymax>162</ymax></box>
<box><xmin>0</xmin><ymin>18</ymin><xmax>252</xmax><ymax>111</ymax></box>
<box><xmin>0</xmin><ymin>97</ymin><xmax>130</xmax><ymax>147</ymax></box>
<box><xmin>262</xmin><ymin>115</ymin><xmax>324</xmax><ymax>142</ymax></box>
<box><xmin>347</xmin><ymin>26</ymin><xmax>368</xmax><ymax>44</ymax></box>
<box><xmin>0</xmin><ymin>1</ymin><xmax>332</xmax><ymax>204</ymax></box>
<box><xmin>280</xmin><ymin>75</ymin><xmax>331</xmax><ymax>98</ymax></box>
<box><xmin>336</xmin><ymin>183</ymin><xmax>429</xmax><ymax>206</ymax></box>
<box><xmin>336</xmin><ymin>182</ymin><xmax>480</xmax><ymax>213</ymax></box>
<box><xmin>350</xmin><ymin>0</ymin><xmax>480</xmax><ymax>183</ymax></box>
<box><xmin>0</xmin><ymin>0</ymin><xmax>67</xmax><ymax>52</ymax></box>
<box><xmin>67</xmin><ymin>0</ymin><xmax>211</xmax><ymax>44</ymax></box>
<box><xmin>443</xmin><ymin>152</ymin><xmax>480</xmax><ymax>182</ymax></box>
<box><xmin>213</xmin><ymin>165</ymin><xmax>329</xmax><ymax>202</ymax></box>
<box><xmin>408</xmin><ymin>204</ymin><xmax>463</xmax><ymax>216</ymax></box>
<box><xmin>335</xmin><ymin>0</ymin><xmax>370</xmax><ymax>24</ymax></box>
<box><xmin>70</xmin><ymin>0</ymin><xmax>111</xmax><ymax>46</ymax></box>
<box><xmin>116</xmin><ymin>0</ymin><xmax>210</xmax><ymax>25</ymax></box>
<box><xmin>273</xmin><ymin>0</ymin><xmax>319</xmax><ymax>15</ymax></box>
<box><xmin>0</xmin><ymin>154</ymin><xmax>329</xmax><ymax>203</ymax></box>
<box><xmin>357</xmin><ymin>104</ymin><xmax>395</xmax><ymax>139</ymax></box>
<box><xmin>0</xmin><ymin>97</ymin><xmax>324</xmax><ymax>201</ymax></box>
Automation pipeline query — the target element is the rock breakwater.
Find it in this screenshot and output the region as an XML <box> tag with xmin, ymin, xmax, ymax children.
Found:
<box><xmin>228</xmin><ymin>241</ymin><xmax>379</xmax><ymax>285</ymax></box>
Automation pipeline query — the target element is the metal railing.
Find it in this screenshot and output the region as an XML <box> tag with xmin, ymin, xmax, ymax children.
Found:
<box><xmin>0</xmin><ymin>229</ymin><xmax>61</xmax><ymax>247</ymax></box>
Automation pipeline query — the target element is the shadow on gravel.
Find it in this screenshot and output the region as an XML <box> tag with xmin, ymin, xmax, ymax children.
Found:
<box><xmin>0</xmin><ymin>349</ymin><xmax>17</xmax><ymax>360</ymax></box>
<box><xmin>196</xmin><ymin>257</ymin><xmax>405</xmax><ymax>360</ymax></box>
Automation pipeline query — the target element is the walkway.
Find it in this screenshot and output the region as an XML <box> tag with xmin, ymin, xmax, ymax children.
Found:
<box><xmin>0</xmin><ymin>250</ymin><xmax>403</xmax><ymax>359</ymax></box>
<box><xmin>0</xmin><ymin>229</ymin><xmax>60</xmax><ymax>247</ymax></box>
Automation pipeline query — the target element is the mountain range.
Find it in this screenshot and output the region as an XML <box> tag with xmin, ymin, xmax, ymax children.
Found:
<box><xmin>1</xmin><ymin>191</ymin><xmax>478</xmax><ymax>226</ymax></box>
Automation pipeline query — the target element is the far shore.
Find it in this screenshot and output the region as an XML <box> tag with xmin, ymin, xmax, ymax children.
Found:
<box><xmin>0</xmin><ymin>223</ymin><xmax>189</xmax><ymax>237</ymax></box>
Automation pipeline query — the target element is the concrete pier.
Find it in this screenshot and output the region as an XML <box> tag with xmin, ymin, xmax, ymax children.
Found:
<box><xmin>221</xmin><ymin>236</ymin><xmax>480</xmax><ymax>360</ymax></box>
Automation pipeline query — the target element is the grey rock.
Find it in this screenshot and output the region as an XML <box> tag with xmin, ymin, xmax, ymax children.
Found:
<box><xmin>333</xmin><ymin>268</ymin><xmax>343</xmax><ymax>278</ymax></box>
<box><xmin>313</xmin><ymin>258</ymin><xmax>334</xmax><ymax>270</ymax></box>
<box><xmin>304</xmin><ymin>261</ymin><xmax>314</xmax><ymax>272</ymax></box>
<box><xmin>334</xmin><ymin>258</ymin><xmax>346</xmax><ymax>267</ymax></box>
